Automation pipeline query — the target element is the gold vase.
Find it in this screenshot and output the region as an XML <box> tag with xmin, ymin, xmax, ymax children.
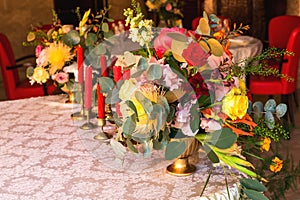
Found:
<box><xmin>166</xmin><ymin>138</ymin><xmax>200</xmax><ymax>176</ymax></box>
<box><xmin>61</xmin><ymin>85</ymin><xmax>75</xmax><ymax>104</ymax></box>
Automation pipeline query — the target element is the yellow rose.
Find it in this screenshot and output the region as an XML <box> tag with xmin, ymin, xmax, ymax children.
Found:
<box><xmin>222</xmin><ymin>87</ymin><xmax>248</xmax><ymax>120</ymax></box>
<box><xmin>32</xmin><ymin>66</ymin><xmax>50</xmax><ymax>84</ymax></box>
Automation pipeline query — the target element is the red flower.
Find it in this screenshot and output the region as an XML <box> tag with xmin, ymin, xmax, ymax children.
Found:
<box><xmin>182</xmin><ymin>42</ymin><xmax>209</xmax><ymax>67</ymax></box>
<box><xmin>188</xmin><ymin>72</ymin><xmax>209</xmax><ymax>97</ymax></box>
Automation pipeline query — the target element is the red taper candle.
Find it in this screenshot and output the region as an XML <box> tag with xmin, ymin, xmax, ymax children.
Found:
<box><xmin>77</xmin><ymin>47</ymin><xmax>84</xmax><ymax>84</ymax></box>
<box><xmin>84</xmin><ymin>66</ymin><xmax>93</xmax><ymax>109</ymax></box>
<box><xmin>100</xmin><ymin>55</ymin><xmax>108</xmax><ymax>77</ymax></box>
<box><xmin>123</xmin><ymin>69</ymin><xmax>130</xmax><ymax>80</ymax></box>
<box><xmin>113</xmin><ymin>66</ymin><xmax>122</xmax><ymax>83</ymax></box>
<box><xmin>97</xmin><ymin>83</ymin><xmax>105</xmax><ymax>119</ymax></box>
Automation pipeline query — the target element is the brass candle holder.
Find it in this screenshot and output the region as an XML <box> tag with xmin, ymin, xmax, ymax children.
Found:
<box><xmin>71</xmin><ymin>83</ymin><xmax>86</xmax><ymax>120</ymax></box>
<box><xmin>105</xmin><ymin>104</ymin><xmax>114</xmax><ymax>123</ymax></box>
<box><xmin>94</xmin><ymin>118</ymin><xmax>109</xmax><ymax>140</ymax></box>
<box><xmin>80</xmin><ymin>109</ymin><xmax>97</xmax><ymax>130</ymax></box>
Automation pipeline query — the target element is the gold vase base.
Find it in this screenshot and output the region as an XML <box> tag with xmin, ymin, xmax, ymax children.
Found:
<box><xmin>166</xmin><ymin>158</ymin><xmax>197</xmax><ymax>176</ymax></box>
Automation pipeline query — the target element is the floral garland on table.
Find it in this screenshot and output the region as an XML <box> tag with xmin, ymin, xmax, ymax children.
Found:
<box><xmin>94</xmin><ymin>1</ymin><xmax>295</xmax><ymax>199</ymax></box>
<box><xmin>24</xmin><ymin>7</ymin><xmax>114</xmax><ymax>93</ymax></box>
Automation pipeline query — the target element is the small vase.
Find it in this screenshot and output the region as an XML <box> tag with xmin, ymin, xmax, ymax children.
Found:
<box><xmin>61</xmin><ymin>85</ymin><xmax>75</xmax><ymax>104</ymax></box>
<box><xmin>166</xmin><ymin>138</ymin><xmax>200</xmax><ymax>176</ymax></box>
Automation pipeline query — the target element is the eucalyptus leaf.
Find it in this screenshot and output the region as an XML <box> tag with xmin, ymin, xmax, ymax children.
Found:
<box><xmin>61</xmin><ymin>30</ymin><xmax>81</xmax><ymax>46</ymax></box>
<box><xmin>123</xmin><ymin>115</ymin><xmax>136</xmax><ymax>136</ymax></box>
<box><xmin>203</xmin><ymin>143</ymin><xmax>219</xmax><ymax>163</ymax></box>
<box><xmin>265</xmin><ymin>111</ymin><xmax>275</xmax><ymax>129</ymax></box>
<box><xmin>243</xmin><ymin>189</ymin><xmax>268</xmax><ymax>200</ymax></box>
<box><xmin>125</xmin><ymin>100</ymin><xmax>139</xmax><ymax>122</ymax></box>
<box><xmin>157</xmin><ymin>96</ymin><xmax>170</xmax><ymax>114</ymax></box>
<box><xmin>85</xmin><ymin>33</ymin><xmax>98</xmax><ymax>46</ymax></box>
<box><xmin>125</xmin><ymin>51</ymin><xmax>137</xmax><ymax>67</ymax></box>
<box><xmin>147</xmin><ymin>64</ymin><xmax>162</xmax><ymax>80</ymax></box>
<box><xmin>240</xmin><ymin>178</ymin><xmax>267</xmax><ymax>192</ymax></box>
<box><xmin>26</xmin><ymin>66</ymin><xmax>34</xmax><ymax>77</ymax></box>
<box><xmin>137</xmin><ymin>57</ymin><xmax>148</xmax><ymax>71</ymax></box>
<box><xmin>101</xmin><ymin>22</ymin><xmax>109</xmax><ymax>32</ymax></box>
<box><xmin>209</xmin><ymin>14</ymin><xmax>220</xmax><ymax>23</ymax></box>
<box><xmin>135</xmin><ymin>91</ymin><xmax>153</xmax><ymax>115</ymax></box>
<box><xmin>98</xmin><ymin>77</ymin><xmax>115</xmax><ymax>93</ymax></box>
<box><xmin>126</xmin><ymin>138</ymin><xmax>138</xmax><ymax>153</ymax></box>
<box><xmin>190</xmin><ymin>103</ymin><xmax>200</xmax><ymax>133</ymax></box>
<box><xmin>207</xmin><ymin>128</ymin><xmax>237</xmax><ymax>149</ymax></box>
<box><xmin>275</xmin><ymin>103</ymin><xmax>287</xmax><ymax>119</ymax></box>
<box><xmin>142</xmin><ymin>140</ymin><xmax>153</xmax><ymax>158</ymax></box>
<box><xmin>110</xmin><ymin>139</ymin><xmax>126</xmax><ymax>158</ymax></box>
<box><xmin>264</xmin><ymin>99</ymin><xmax>276</xmax><ymax>113</ymax></box>
<box><xmin>165</xmin><ymin>141</ymin><xmax>186</xmax><ymax>160</ymax></box>
<box><xmin>105</xmin><ymin>88</ymin><xmax>120</xmax><ymax>104</ymax></box>
<box><xmin>92</xmin><ymin>44</ymin><xmax>107</xmax><ymax>55</ymax></box>
<box><xmin>166</xmin><ymin>32</ymin><xmax>188</xmax><ymax>42</ymax></box>
<box><xmin>150</xmin><ymin>104</ymin><xmax>164</xmax><ymax>132</ymax></box>
<box><xmin>253</xmin><ymin>101</ymin><xmax>263</xmax><ymax>121</ymax></box>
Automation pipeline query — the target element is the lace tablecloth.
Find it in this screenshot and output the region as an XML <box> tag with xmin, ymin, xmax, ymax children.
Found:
<box><xmin>0</xmin><ymin>95</ymin><xmax>241</xmax><ymax>200</ymax></box>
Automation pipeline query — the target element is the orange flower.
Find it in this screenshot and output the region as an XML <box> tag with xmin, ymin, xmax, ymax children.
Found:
<box><xmin>260</xmin><ymin>137</ymin><xmax>271</xmax><ymax>152</ymax></box>
<box><xmin>270</xmin><ymin>157</ymin><xmax>283</xmax><ymax>173</ymax></box>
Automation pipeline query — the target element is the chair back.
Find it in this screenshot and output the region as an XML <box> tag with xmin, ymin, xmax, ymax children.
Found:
<box><xmin>268</xmin><ymin>15</ymin><xmax>300</xmax><ymax>49</ymax></box>
<box><xmin>281</xmin><ymin>26</ymin><xmax>300</xmax><ymax>94</ymax></box>
<box><xmin>0</xmin><ymin>33</ymin><xmax>19</xmax><ymax>99</ymax></box>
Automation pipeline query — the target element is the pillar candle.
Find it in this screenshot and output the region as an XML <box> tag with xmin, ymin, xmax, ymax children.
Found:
<box><xmin>77</xmin><ymin>47</ymin><xmax>84</xmax><ymax>84</ymax></box>
<box><xmin>113</xmin><ymin>66</ymin><xmax>122</xmax><ymax>83</ymax></box>
<box><xmin>84</xmin><ymin>66</ymin><xmax>93</xmax><ymax>109</ymax></box>
<box><xmin>100</xmin><ymin>55</ymin><xmax>108</xmax><ymax>77</ymax></box>
<box><xmin>97</xmin><ymin>83</ymin><xmax>105</xmax><ymax>119</ymax></box>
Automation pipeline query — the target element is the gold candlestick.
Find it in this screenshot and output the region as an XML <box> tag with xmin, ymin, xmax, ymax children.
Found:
<box><xmin>80</xmin><ymin>109</ymin><xmax>97</xmax><ymax>130</ymax></box>
<box><xmin>94</xmin><ymin>118</ymin><xmax>109</xmax><ymax>140</ymax></box>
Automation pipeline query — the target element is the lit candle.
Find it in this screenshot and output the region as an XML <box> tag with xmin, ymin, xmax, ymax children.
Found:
<box><xmin>113</xmin><ymin>66</ymin><xmax>122</xmax><ymax>83</ymax></box>
<box><xmin>77</xmin><ymin>47</ymin><xmax>84</xmax><ymax>84</ymax></box>
<box><xmin>100</xmin><ymin>55</ymin><xmax>108</xmax><ymax>77</ymax></box>
<box><xmin>84</xmin><ymin>66</ymin><xmax>93</xmax><ymax>109</ymax></box>
<box><xmin>97</xmin><ymin>83</ymin><xmax>105</xmax><ymax>119</ymax></box>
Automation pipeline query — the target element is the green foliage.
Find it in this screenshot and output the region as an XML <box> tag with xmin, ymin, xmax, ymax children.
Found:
<box><xmin>165</xmin><ymin>141</ymin><xmax>186</xmax><ymax>160</ymax></box>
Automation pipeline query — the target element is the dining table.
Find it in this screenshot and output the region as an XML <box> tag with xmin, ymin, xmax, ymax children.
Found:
<box><xmin>0</xmin><ymin>94</ymin><xmax>242</xmax><ymax>199</ymax></box>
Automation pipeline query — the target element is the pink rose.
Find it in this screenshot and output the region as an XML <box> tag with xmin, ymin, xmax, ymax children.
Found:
<box><xmin>182</xmin><ymin>42</ymin><xmax>209</xmax><ymax>67</ymax></box>
<box><xmin>53</xmin><ymin>72</ymin><xmax>69</xmax><ymax>84</ymax></box>
<box><xmin>35</xmin><ymin>45</ymin><xmax>43</xmax><ymax>57</ymax></box>
<box><xmin>165</xmin><ymin>3</ymin><xmax>172</xmax><ymax>11</ymax></box>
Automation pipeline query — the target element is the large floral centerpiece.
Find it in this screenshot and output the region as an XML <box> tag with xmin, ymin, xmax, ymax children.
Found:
<box><xmin>24</xmin><ymin>7</ymin><xmax>114</xmax><ymax>94</ymax></box>
<box><xmin>145</xmin><ymin>0</ymin><xmax>184</xmax><ymax>27</ymax></box>
<box><xmin>94</xmin><ymin>1</ymin><xmax>294</xmax><ymax>199</ymax></box>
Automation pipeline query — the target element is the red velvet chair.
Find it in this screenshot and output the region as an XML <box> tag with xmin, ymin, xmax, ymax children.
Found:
<box><xmin>0</xmin><ymin>33</ymin><xmax>56</xmax><ymax>100</ymax></box>
<box><xmin>249</xmin><ymin>20</ymin><xmax>300</xmax><ymax>126</ymax></box>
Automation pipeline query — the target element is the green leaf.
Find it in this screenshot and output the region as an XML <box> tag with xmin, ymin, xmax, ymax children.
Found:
<box><xmin>26</xmin><ymin>66</ymin><xmax>34</xmax><ymax>77</ymax></box>
<box><xmin>110</xmin><ymin>139</ymin><xmax>126</xmax><ymax>158</ymax></box>
<box><xmin>190</xmin><ymin>103</ymin><xmax>200</xmax><ymax>133</ymax></box>
<box><xmin>135</xmin><ymin>91</ymin><xmax>153</xmax><ymax>115</ymax></box>
<box><xmin>203</xmin><ymin>143</ymin><xmax>219</xmax><ymax>163</ymax></box>
<box><xmin>244</xmin><ymin>189</ymin><xmax>269</xmax><ymax>200</ymax></box>
<box><xmin>265</xmin><ymin>111</ymin><xmax>275</xmax><ymax>129</ymax></box>
<box><xmin>166</xmin><ymin>32</ymin><xmax>188</xmax><ymax>42</ymax></box>
<box><xmin>207</xmin><ymin>128</ymin><xmax>237</xmax><ymax>149</ymax></box>
<box><xmin>147</xmin><ymin>64</ymin><xmax>162</xmax><ymax>80</ymax></box>
<box><xmin>253</xmin><ymin>101</ymin><xmax>263</xmax><ymax>121</ymax></box>
<box><xmin>61</xmin><ymin>30</ymin><xmax>81</xmax><ymax>46</ymax></box>
<box><xmin>125</xmin><ymin>100</ymin><xmax>139</xmax><ymax>122</ymax></box>
<box><xmin>126</xmin><ymin>138</ymin><xmax>138</xmax><ymax>153</ymax></box>
<box><xmin>86</xmin><ymin>33</ymin><xmax>98</xmax><ymax>46</ymax></box>
<box><xmin>276</xmin><ymin>103</ymin><xmax>287</xmax><ymax>118</ymax></box>
<box><xmin>142</xmin><ymin>140</ymin><xmax>153</xmax><ymax>158</ymax></box>
<box><xmin>264</xmin><ymin>99</ymin><xmax>276</xmax><ymax>113</ymax></box>
<box><xmin>150</xmin><ymin>104</ymin><xmax>164</xmax><ymax>132</ymax></box>
<box><xmin>92</xmin><ymin>44</ymin><xmax>107</xmax><ymax>55</ymax></box>
<box><xmin>123</xmin><ymin>115</ymin><xmax>136</xmax><ymax>136</ymax></box>
<box><xmin>98</xmin><ymin>77</ymin><xmax>115</xmax><ymax>93</ymax></box>
<box><xmin>137</xmin><ymin>57</ymin><xmax>149</xmax><ymax>71</ymax></box>
<box><xmin>101</xmin><ymin>22</ymin><xmax>109</xmax><ymax>32</ymax></box>
<box><xmin>105</xmin><ymin>88</ymin><xmax>120</xmax><ymax>104</ymax></box>
<box><xmin>165</xmin><ymin>141</ymin><xmax>186</xmax><ymax>160</ymax></box>
<box><xmin>240</xmin><ymin>178</ymin><xmax>267</xmax><ymax>192</ymax></box>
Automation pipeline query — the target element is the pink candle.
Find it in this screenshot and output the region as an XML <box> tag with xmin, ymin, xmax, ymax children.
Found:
<box><xmin>100</xmin><ymin>55</ymin><xmax>108</xmax><ymax>77</ymax></box>
<box><xmin>113</xmin><ymin>66</ymin><xmax>122</xmax><ymax>83</ymax></box>
<box><xmin>77</xmin><ymin>47</ymin><xmax>84</xmax><ymax>84</ymax></box>
<box><xmin>97</xmin><ymin>83</ymin><xmax>105</xmax><ymax>119</ymax></box>
<box><xmin>84</xmin><ymin>66</ymin><xmax>93</xmax><ymax>109</ymax></box>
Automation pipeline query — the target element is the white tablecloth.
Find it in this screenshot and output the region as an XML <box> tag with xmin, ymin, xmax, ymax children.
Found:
<box><xmin>0</xmin><ymin>95</ymin><xmax>241</xmax><ymax>199</ymax></box>
<box><xmin>229</xmin><ymin>36</ymin><xmax>263</xmax><ymax>63</ymax></box>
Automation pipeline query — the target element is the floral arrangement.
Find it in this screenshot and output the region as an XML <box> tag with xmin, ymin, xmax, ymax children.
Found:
<box><xmin>24</xmin><ymin>7</ymin><xmax>113</xmax><ymax>92</ymax></box>
<box><xmin>95</xmin><ymin>1</ymin><xmax>295</xmax><ymax>199</ymax></box>
<box><xmin>145</xmin><ymin>0</ymin><xmax>184</xmax><ymax>27</ymax></box>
